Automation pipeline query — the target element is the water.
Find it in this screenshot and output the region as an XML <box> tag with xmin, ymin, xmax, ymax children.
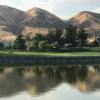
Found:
<box><xmin>0</xmin><ymin>65</ymin><xmax>100</xmax><ymax>100</ymax></box>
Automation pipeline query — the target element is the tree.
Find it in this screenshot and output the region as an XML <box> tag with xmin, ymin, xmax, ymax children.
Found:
<box><xmin>38</xmin><ymin>41</ymin><xmax>47</xmax><ymax>49</ymax></box>
<box><xmin>54</xmin><ymin>29</ymin><xmax>63</xmax><ymax>47</ymax></box>
<box><xmin>26</xmin><ymin>38</ymin><xmax>38</xmax><ymax>50</ymax></box>
<box><xmin>77</xmin><ymin>28</ymin><xmax>87</xmax><ymax>47</ymax></box>
<box><xmin>50</xmin><ymin>42</ymin><xmax>59</xmax><ymax>49</ymax></box>
<box><xmin>46</xmin><ymin>29</ymin><xmax>56</xmax><ymax>44</ymax></box>
<box><xmin>62</xmin><ymin>25</ymin><xmax>77</xmax><ymax>47</ymax></box>
<box><xmin>46</xmin><ymin>28</ymin><xmax>62</xmax><ymax>49</ymax></box>
<box><xmin>0</xmin><ymin>42</ymin><xmax>4</xmax><ymax>49</ymax></box>
<box><xmin>25</xmin><ymin>35</ymin><xmax>32</xmax><ymax>51</ymax></box>
<box><xmin>26</xmin><ymin>33</ymin><xmax>47</xmax><ymax>50</ymax></box>
<box><xmin>33</xmin><ymin>33</ymin><xmax>46</xmax><ymax>41</ymax></box>
<box><xmin>33</xmin><ymin>33</ymin><xmax>46</xmax><ymax>49</ymax></box>
<box><xmin>14</xmin><ymin>35</ymin><xmax>26</xmax><ymax>50</ymax></box>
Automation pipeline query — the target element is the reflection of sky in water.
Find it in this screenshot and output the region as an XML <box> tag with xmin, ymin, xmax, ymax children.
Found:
<box><xmin>1</xmin><ymin>83</ymin><xmax>100</xmax><ymax>100</ymax></box>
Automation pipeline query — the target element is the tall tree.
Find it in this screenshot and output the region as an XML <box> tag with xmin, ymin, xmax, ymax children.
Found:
<box><xmin>62</xmin><ymin>25</ymin><xmax>77</xmax><ymax>47</ymax></box>
<box><xmin>26</xmin><ymin>33</ymin><xmax>46</xmax><ymax>50</ymax></box>
<box><xmin>0</xmin><ymin>42</ymin><xmax>4</xmax><ymax>49</ymax></box>
<box><xmin>46</xmin><ymin>28</ymin><xmax>62</xmax><ymax>49</ymax></box>
<box><xmin>14</xmin><ymin>35</ymin><xmax>26</xmax><ymax>50</ymax></box>
<box><xmin>54</xmin><ymin>29</ymin><xmax>63</xmax><ymax>47</ymax></box>
<box><xmin>77</xmin><ymin>28</ymin><xmax>87</xmax><ymax>47</ymax></box>
<box><xmin>46</xmin><ymin>29</ymin><xmax>56</xmax><ymax>44</ymax></box>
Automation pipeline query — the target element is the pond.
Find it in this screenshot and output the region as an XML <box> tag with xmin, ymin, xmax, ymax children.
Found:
<box><xmin>0</xmin><ymin>65</ymin><xmax>100</xmax><ymax>100</ymax></box>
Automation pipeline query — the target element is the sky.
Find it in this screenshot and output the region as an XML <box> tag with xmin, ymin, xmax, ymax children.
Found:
<box><xmin>0</xmin><ymin>0</ymin><xmax>100</xmax><ymax>19</ymax></box>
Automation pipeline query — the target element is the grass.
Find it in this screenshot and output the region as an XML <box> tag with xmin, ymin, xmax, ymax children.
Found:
<box><xmin>0</xmin><ymin>47</ymin><xmax>100</xmax><ymax>57</ymax></box>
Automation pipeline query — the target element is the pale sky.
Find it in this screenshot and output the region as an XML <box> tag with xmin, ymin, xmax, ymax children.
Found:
<box><xmin>0</xmin><ymin>0</ymin><xmax>100</xmax><ymax>19</ymax></box>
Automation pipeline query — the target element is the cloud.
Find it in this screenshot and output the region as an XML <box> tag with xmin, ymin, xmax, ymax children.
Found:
<box><xmin>94</xmin><ymin>8</ymin><xmax>100</xmax><ymax>13</ymax></box>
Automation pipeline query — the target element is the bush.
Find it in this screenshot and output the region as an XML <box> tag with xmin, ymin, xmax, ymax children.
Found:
<box><xmin>14</xmin><ymin>35</ymin><xmax>26</xmax><ymax>50</ymax></box>
<box><xmin>38</xmin><ymin>41</ymin><xmax>47</xmax><ymax>49</ymax></box>
<box><xmin>0</xmin><ymin>42</ymin><xmax>4</xmax><ymax>49</ymax></box>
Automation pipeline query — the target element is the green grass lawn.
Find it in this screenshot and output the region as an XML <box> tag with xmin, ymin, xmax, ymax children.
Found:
<box><xmin>0</xmin><ymin>47</ymin><xmax>100</xmax><ymax>57</ymax></box>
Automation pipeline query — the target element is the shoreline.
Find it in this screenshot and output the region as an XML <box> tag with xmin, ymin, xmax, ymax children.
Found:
<box><xmin>0</xmin><ymin>56</ymin><xmax>100</xmax><ymax>66</ymax></box>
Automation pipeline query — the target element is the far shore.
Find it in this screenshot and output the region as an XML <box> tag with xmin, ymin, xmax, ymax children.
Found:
<box><xmin>0</xmin><ymin>47</ymin><xmax>100</xmax><ymax>66</ymax></box>
<box><xmin>0</xmin><ymin>47</ymin><xmax>100</xmax><ymax>57</ymax></box>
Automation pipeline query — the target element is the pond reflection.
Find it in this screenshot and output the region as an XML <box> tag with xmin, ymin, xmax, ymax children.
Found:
<box><xmin>0</xmin><ymin>65</ymin><xmax>100</xmax><ymax>100</ymax></box>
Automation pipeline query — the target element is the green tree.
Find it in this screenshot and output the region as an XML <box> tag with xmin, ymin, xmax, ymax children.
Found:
<box><xmin>62</xmin><ymin>25</ymin><xmax>77</xmax><ymax>47</ymax></box>
<box><xmin>26</xmin><ymin>39</ymin><xmax>38</xmax><ymax>50</ymax></box>
<box><xmin>77</xmin><ymin>28</ymin><xmax>87</xmax><ymax>47</ymax></box>
<box><xmin>14</xmin><ymin>35</ymin><xmax>26</xmax><ymax>50</ymax></box>
<box><xmin>38</xmin><ymin>41</ymin><xmax>47</xmax><ymax>49</ymax></box>
<box><xmin>0</xmin><ymin>42</ymin><xmax>4</xmax><ymax>49</ymax></box>
<box><xmin>26</xmin><ymin>33</ymin><xmax>47</xmax><ymax>50</ymax></box>
<box><xmin>54</xmin><ymin>29</ymin><xmax>63</xmax><ymax>47</ymax></box>
<box><xmin>33</xmin><ymin>33</ymin><xmax>46</xmax><ymax>49</ymax></box>
<box><xmin>46</xmin><ymin>29</ymin><xmax>56</xmax><ymax>44</ymax></box>
<box><xmin>50</xmin><ymin>42</ymin><xmax>59</xmax><ymax>49</ymax></box>
<box><xmin>46</xmin><ymin>28</ymin><xmax>62</xmax><ymax>49</ymax></box>
<box><xmin>33</xmin><ymin>33</ymin><xmax>46</xmax><ymax>41</ymax></box>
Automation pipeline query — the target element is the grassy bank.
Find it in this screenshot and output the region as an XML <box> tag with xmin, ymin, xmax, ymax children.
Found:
<box><xmin>0</xmin><ymin>47</ymin><xmax>100</xmax><ymax>57</ymax></box>
<box><xmin>0</xmin><ymin>47</ymin><xmax>100</xmax><ymax>66</ymax></box>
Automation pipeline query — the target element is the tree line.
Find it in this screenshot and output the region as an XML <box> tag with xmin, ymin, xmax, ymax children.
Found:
<box><xmin>13</xmin><ymin>25</ymin><xmax>100</xmax><ymax>51</ymax></box>
<box><xmin>0</xmin><ymin>25</ymin><xmax>99</xmax><ymax>51</ymax></box>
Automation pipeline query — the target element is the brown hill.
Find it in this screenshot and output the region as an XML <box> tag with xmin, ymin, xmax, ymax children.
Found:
<box><xmin>0</xmin><ymin>5</ymin><xmax>24</xmax><ymax>45</ymax></box>
<box><xmin>0</xmin><ymin>6</ymin><xmax>66</xmax><ymax>44</ymax></box>
<box><xmin>0</xmin><ymin>5</ymin><xmax>25</xmax><ymax>34</ymax></box>
<box><xmin>0</xmin><ymin>5</ymin><xmax>100</xmax><ymax>45</ymax></box>
<box><xmin>22</xmin><ymin>7</ymin><xmax>66</xmax><ymax>28</ymax></box>
<box><xmin>67</xmin><ymin>11</ymin><xmax>100</xmax><ymax>35</ymax></box>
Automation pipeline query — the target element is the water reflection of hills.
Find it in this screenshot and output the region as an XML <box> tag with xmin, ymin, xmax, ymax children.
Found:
<box><xmin>0</xmin><ymin>65</ymin><xmax>100</xmax><ymax>97</ymax></box>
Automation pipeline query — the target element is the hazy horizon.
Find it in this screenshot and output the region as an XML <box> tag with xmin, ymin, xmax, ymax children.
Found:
<box><xmin>0</xmin><ymin>0</ymin><xmax>100</xmax><ymax>19</ymax></box>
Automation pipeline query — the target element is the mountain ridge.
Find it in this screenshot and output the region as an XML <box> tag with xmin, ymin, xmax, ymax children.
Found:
<box><xmin>22</xmin><ymin>7</ymin><xmax>66</xmax><ymax>28</ymax></box>
<box><xmin>0</xmin><ymin>5</ymin><xmax>100</xmax><ymax>45</ymax></box>
<box><xmin>66</xmin><ymin>11</ymin><xmax>100</xmax><ymax>35</ymax></box>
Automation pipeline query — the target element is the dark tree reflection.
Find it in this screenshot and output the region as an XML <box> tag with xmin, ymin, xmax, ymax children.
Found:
<box><xmin>0</xmin><ymin>65</ymin><xmax>99</xmax><ymax>97</ymax></box>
